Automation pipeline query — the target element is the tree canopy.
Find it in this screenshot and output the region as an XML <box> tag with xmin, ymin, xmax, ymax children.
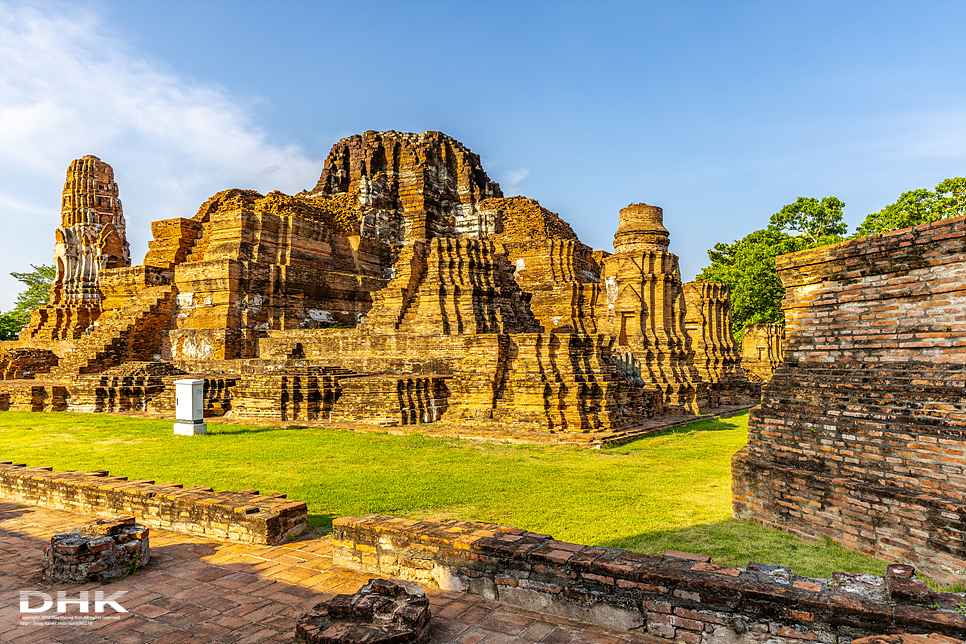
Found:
<box><xmin>853</xmin><ymin>177</ymin><xmax>965</xmax><ymax>237</ymax></box>
<box><xmin>697</xmin><ymin>197</ymin><xmax>846</xmax><ymax>344</ymax></box>
<box><xmin>770</xmin><ymin>196</ymin><xmax>848</xmax><ymax>244</ymax></box>
<box><xmin>0</xmin><ymin>264</ymin><xmax>55</xmax><ymax>341</ymax></box>
<box><xmin>699</xmin><ymin>177</ymin><xmax>963</xmax><ymax>346</ymax></box>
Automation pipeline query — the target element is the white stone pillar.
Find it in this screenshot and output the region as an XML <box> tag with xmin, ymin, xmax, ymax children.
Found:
<box><xmin>173</xmin><ymin>379</ymin><xmax>207</xmax><ymax>435</ymax></box>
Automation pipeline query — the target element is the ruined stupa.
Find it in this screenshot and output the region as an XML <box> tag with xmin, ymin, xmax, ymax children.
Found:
<box><xmin>23</xmin><ymin>155</ymin><xmax>130</xmax><ymax>340</ymax></box>
<box><xmin>0</xmin><ymin>131</ymin><xmax>758</xmax><ymax>441</ymax></box>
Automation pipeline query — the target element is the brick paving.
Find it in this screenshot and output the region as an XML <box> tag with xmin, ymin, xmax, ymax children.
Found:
<box><xmin>0</xmin><ymin>502</ymin><xmax>658</xmax><ymax>644</ymax></box>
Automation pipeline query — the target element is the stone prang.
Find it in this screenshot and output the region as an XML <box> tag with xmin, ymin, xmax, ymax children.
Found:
<box><xmin>23</xmin><ymin>156</ymin><xmax>130</xmax><ymax>340</ymax></box>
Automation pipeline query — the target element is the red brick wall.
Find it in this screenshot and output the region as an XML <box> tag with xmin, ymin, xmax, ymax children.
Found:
<box><xmin>734</xmin><ymin>216</ymin><xmax>966</xmax><ymax>584</ymax></box>
<box><xmin>333</xmin><ymin>514</ymin><xmax>966</xmax><ymax>640</ymax></box>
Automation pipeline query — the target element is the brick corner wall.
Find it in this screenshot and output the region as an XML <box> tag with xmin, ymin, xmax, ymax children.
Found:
<box><xmin>733</xmin><ymin>216</ymin><xmax>966</xmax><ymax>584</ymax></box>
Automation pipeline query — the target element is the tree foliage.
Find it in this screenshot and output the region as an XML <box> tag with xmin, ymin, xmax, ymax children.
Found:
<box><xmin>0</xmin><ymin>313</ymin><xmax>22</xmax><ymax>342</ymax></box>
<box><xmin>698</xmin><ymin>197</ymin><xmax>846</xmax><ymax>345</ymax></box>
<box><xmin>853</xmin><ymin>177</ymin><xmax>965</xmax><ymax>237</ymax></box>
<box><xmin>0</xmin><ymin>264</ymin><xmax>55</xmax><ymax>341</ymax></box>
<box><xmin>698</xmin><ymin>177</ymin><xmax>962</xmax><ymax>347</ymax></box>
<box><xmin>769</xmin><ymin>196</ymin><xmax>848</xmax><ymax>244</ymax></box>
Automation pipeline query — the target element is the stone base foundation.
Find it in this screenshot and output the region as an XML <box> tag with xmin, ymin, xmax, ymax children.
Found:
<box><xmin>42</xmin><ymin>516</ymin><xmax>149</xmax><ymax>583</ymax></box>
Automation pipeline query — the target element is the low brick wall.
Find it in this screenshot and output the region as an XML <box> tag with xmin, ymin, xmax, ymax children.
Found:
<box><xmin>333</xmin><ymin>515</ymin><xmax>966</xmax><ymax>641</ymax></box>
<box><xmin>0</xmin><ymin>462</ymin><xmax>307</xmax><ymax>545</ymax></box>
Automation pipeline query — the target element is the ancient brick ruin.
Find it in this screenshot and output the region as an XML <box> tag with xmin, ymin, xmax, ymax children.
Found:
<box><xmin>0</xmin><ymin>131</ymin><xmax>758</xmax><ymax>440</ymax></box>
<box><xmin>0</xmin><ymin>461</ymin><xmax>307</xmax><ymax>545</ymax></box>
<box><xmin>25</xmin><ymin>155</ymin><xmax>130</xmax><ymax>340</ymax></box>
<box><xmin>739</xmin><ymin>322</ymin><xmax>784</xmax><ymax>382</ymax></box>
<box><xmin>333</xmin><ymin>514</ymin><xmax>966</xmax><ymax>639</ymax></box>
<box><xmin>295</xmin><ymin>578</ymin><xmax>431</xmax><ymax>644</ymax></box>
<box><xmin>733</xmin><ymin>216</ymin><xmax>966</xmax><ymax>585</ymax></box>
<box><xmin>42</xmin><ymin>515</ymin><xmax>149</xmax><ymax>584</ymax></box>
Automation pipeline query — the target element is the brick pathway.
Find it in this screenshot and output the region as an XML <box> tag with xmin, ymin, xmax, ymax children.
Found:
<box><xmin>0</xmin><ymin>502</ymin><xmax>658</xmax><ymax>644</ymax></box>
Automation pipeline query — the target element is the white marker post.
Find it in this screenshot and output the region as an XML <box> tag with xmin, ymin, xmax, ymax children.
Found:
<box><xmin>173</xmin><ymin>379</ymin><xmax>207</xmax><ymax>435</ymax></box>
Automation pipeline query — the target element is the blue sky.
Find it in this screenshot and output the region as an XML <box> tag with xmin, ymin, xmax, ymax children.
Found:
<box><xmin>1</xmin><ymin>0</ymin><xmax>964</xmax><ymax>310</ymax></box>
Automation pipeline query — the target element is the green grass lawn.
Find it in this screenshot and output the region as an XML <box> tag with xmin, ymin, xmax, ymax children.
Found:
<box><xmin>0</xmin><ymin>410</ymin><xmax>886</xmax><ymax>579</ymax></box>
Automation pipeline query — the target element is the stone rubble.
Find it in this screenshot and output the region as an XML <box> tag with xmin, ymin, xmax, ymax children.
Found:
<box><xmin>41</xmin><ymin>515</ymin><xmax>149</xmax><ymax>584</ymax></box>
<box><xmin>295</xmin><ymin>578</ymin><xmax>432</xmax><ymax>644</ymax></box>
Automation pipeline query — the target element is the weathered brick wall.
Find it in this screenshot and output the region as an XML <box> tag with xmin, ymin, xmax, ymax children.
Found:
<box><xmin>0</xmin><ymin>384</ymin><xmax>68</xmax><ymax>411</ymax></box>
<box><xmin>169</xmin><ymin>197</ymin><xmax>391</xmax><ymax>361</ymax></box>
<box><xmin>333</xmin><ymin>515</ymin><xmax>966</xmax><ymax>640</ymax></box>
<box><xmin>0</xmin><ymin>347</ymin><xmax>58</xmax><ymax>380</ymax></box>
<box><xmin>734</xmin><ymin>216</ymin><xmax>966</xmax><ymax>584</ymax></box>
<box><xmin>254</xmin><ymin>329</ymin><xmax>663</xmax><ymax>435</ymax></box>
<box><xmin>0</xmin><ymin>462</ymin><xmax>307</xmax><ymax>545</ymax></box>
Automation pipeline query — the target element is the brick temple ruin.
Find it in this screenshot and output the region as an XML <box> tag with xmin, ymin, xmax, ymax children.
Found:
<box><xmin>733</xmin><ymin>216</ymin><xmax>966</xmax><ymax>585</ymax></box>
<box><xmin>739</xmin><ymin>322</ymin><xmax>784</xmax><ymax>382</ymax></box>
<box><xmin>0</xmin><ymin>132</ymin><xmax>758</xmax><ymax>441</ymax></box>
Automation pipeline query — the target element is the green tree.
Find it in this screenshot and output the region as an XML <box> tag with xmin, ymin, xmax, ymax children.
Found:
<box><xmin>769</xmin><ymin>196</ymin><xmax>848</xmax><ymax>244</ymax></box>
<box><xmin>0</xmin><ymin>264</ymin><xmax>55</xmax><ymax>340</ymax></box>
<box><xmin>698</xmin><ymin>196</ymin><xmax>846</xmax><ymax>345</ymax></box>
<box><xmin>697</xmin><ymin>229</ymin><xmax>810</xmax><ymax>345</ymax></box>
<box><xmin>0</xmin><ymin>313</ymin><xmax>22</xmax><ymax>341</ymax></box>
<box><xmin>853</xmin><ymin>177</ymin><xmax>965</xmax><ymax>237</ymax></box>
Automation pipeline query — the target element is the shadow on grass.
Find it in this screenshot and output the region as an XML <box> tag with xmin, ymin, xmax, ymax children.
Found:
<box><xmin>204</xmin><ymin>423</ymin><xmax>324</xmax><ymax>436</ymax></box>
<box><xmin>598</xmin><ymin>518</ymin><xmax>885</xmax><ymax>579</ymax></box>
<box><xmin>308</xmin><ymin>513</ymin><xmax>338</xmax><ymax>534</ymax></box>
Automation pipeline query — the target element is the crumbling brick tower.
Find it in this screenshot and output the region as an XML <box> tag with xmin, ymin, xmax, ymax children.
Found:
<box><xmin>23</xmin><ymin>156</ymin><xmax>130</xmax><ymax>340</ymax></box>
<box><xmin>597</xmin><ymin>204</ymin><xmax>709</xmax><ymax>412</ymax></box>
<box><xmin>307</xmin><ymin>130</ymin><xmax>503</xmax><ymax>242</ymax></box>
<box><xmin>732</xmin><ymin>216</ymin><xmax>966</xmax><ymax>584</ymax></box>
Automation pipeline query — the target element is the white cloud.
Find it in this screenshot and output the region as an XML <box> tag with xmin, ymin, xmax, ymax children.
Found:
<box><xmin>501</xmin><ymin>168</ymin><xmax>531</xmax><ymax>188</ymax></box>
<box><xmin>482</xmin><ymin>158</ymin><xmax>531</xmax><ymax>197</ymax></box>
<box><xmin>0</xmin><ymin>1</ymin><xmax>324</xmax><ymax>309</ymax></box>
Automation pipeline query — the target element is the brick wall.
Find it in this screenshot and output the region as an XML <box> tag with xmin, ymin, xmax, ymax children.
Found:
<box><xmin>733</xmin><ymin>216</ymin><xmax>966</xmax><ymax>584</ymax></box>
<box><xmin>0</xmin><ymin>462</ymin><xmax>307</xmax><ymax>545</ymax></box>
<box><xmin>333</xmin><ymin>514</ymin><xmax>966</xmax><ymax>640</ymax></box>
<box><xmin>0</xmin><ymin>384</ymin><xmax>68</xmax><ymax>411</ymax></box>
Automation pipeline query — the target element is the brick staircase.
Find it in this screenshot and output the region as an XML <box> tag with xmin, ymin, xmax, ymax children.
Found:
<box><xmin>48</xmin><ymin>284</ymin><xmax>178</xmax><ymax>378</ymax></box>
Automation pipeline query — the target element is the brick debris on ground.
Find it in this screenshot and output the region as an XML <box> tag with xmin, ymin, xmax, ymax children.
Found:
<box><xmin>0</xmin><ymin>502</ymin><xmax>660</xmax><ymax>644</ymax></box>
